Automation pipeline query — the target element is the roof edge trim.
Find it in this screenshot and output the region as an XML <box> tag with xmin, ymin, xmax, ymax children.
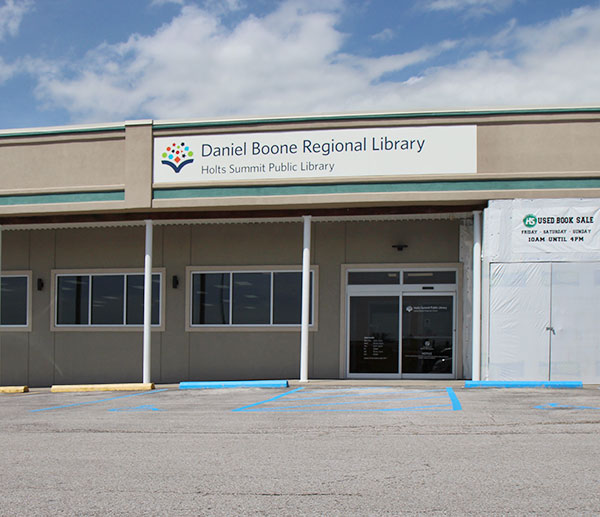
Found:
<box><xmin>153</xmin><ymin>106</ymin><xmax>600</xmax><ymax>131</ymax></box>
<box><xmin>2</xmin><ymin>105</ymin><xmax>600</xmax><ymax>138</ymax></box>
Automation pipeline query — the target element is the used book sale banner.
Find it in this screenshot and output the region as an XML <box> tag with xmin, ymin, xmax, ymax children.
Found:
<box><xmin>512</xmin><ymin>204</ymin><xmax>600</xmax><ymax>253</ymax></box>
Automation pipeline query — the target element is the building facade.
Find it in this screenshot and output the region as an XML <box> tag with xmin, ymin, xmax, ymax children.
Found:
<box><xmin>1</xmin><ymin>108</ymin><xmax>599</xmax><ymax>386</ymax></box>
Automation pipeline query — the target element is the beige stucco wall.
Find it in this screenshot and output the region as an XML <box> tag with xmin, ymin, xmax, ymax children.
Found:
<box><xmin>477</xmin><ymin>120</ymin><xmax>600</xmax><ymax>175</ymax></box>
<box><xmin>0</xmin><ymin>134</ymin><xmax>125</xmax><ymax>192</ymax></box>
<box><xmin>2</xmin><ymin>109</ymin><xmax>600</xmax><ymax>385</ymax></box>
<box><xmin>1</xmin><ymin>110</ymin><xmax>600</xmax><ymax>217</ymax></box>
<box><xmin>0</xmin><ymin>122</ymin><xmax>154</xmax><ymax>215</ymax></box>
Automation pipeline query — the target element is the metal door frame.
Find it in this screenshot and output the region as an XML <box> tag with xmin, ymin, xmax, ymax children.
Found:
<box><xmin>344</xmin><ymin>267</ymin><xmax>458</xmax><ymax>379</ymax></box>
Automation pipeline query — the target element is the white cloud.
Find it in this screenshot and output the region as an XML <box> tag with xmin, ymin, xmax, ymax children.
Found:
<box><xmin>150</xmin><ymin>0</ymin><xmax>185</xmax><ymax>5</ymax></box>
<box><xmin>30</xmin><ymin>1</ymin><xmax>600</xmax><ymax>122</ymax></box>
<box><xmin>0</xmin><ymin>56</ymin><xmax>15</xmax><ymax>82</ymax></box>
<box><xmin>423</xmin><ymin>0</ymin><xmax>516</xmax><ymax>17</ymax></box>
<box><xmin>0</xmin><ymin>0</ymin><xmax>32</xmax><ymax>41</ymax></box>
<box><xmin>32</xmin><ymin>1</ymin><xmax>448</xmax><ymax>121</ymax></box>
<box><xmin>371</xmin><ymin>28</ymin><xmax>395</xmax><ymax>42</ymax></box>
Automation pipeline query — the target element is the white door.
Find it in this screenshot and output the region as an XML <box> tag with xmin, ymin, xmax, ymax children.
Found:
<box><xmin>551</xmin><ymin>263</ymin><xmax>600</xmax><ymax>383</ymax></box>
<box><xmin>488</xmin><ymin>263</ymin><xmax>552</xmax><ymax>381</ymax></box>
<box><xmin>489</xmin><ymin>262</ymin><xmax>600</xmax><ymax>383</ymax></box>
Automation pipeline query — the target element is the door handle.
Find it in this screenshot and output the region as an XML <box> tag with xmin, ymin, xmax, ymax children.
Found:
<box><xmin>546</xmin><ymin>326</ymin><xmax>556</xmax><ymax>335</ymax></box>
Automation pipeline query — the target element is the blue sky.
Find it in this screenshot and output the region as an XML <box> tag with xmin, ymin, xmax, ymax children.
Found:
<box><xmin>0</xmin><ymin>0</ymin><xmax>599</xmax><ymax>129</ymax></box>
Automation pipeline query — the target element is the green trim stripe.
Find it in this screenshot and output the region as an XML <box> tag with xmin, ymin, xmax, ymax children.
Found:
<box><xmin>0</xmin><ymin>190</ymin><xmax>125</xmax><ymax>206</ymax></box>
<box><xmin>0</xmin><ymin>125</ymin><xmax>125</xmax><ymax>139</ymax></box>
<box><xmin>154</xmin><ymin>178</ymin><xmax>600</xmax><ymax>200</ymax></box>
<box><xmin>153</xmin><ymin>107</ymin><xmax>600</xmax><ymax>131</ymax></box>
<box><xmin>2</xmin><ymin>106</ymin><xmax>598</xmax><ymax>138</ymax></box>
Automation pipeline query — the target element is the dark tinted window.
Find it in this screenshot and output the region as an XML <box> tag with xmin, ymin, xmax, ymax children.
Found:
<box><xmin>232</xmin><ymin>272</ymin><xmax>271</xmax><ymax>325</ymax></box>
<box><xmin>273</xmin><ymin>272</ymin><xmax>313</xmax><ymax>325</ymax></box>
<box><xmin>57</xmin><ymin>276</ymin><xmax>89</xmax><ymax>325</ymax></box>
<box><xmin>91</xmin><ymin>275</ymin><xmax>124</xmax><ymax>325</ymax></box>
<box><xmin>192</xmin><ymin>273</ymin><xmax>230</xmax><ymax>325</ymax></box>
<box><xmin>403</xmin><ymin>271</ymin><xmax>456</xmax><ymax>284</ymax></box>
<box><xmin>126</xmin><ymin>274</ymin><xmax>161</xmax><ymax>325</ymax></box>
<box><xmin>348</xmin><ymin>271</ymin><xmax>400</xmax><ymax>285</ymax></box>
<box><xmin>1</xmin><ymin>276</ymin><xmax>27</xmax><ymax>326</ymax></box>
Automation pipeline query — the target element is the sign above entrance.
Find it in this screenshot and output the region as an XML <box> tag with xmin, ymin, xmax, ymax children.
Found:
<box><xmin>153</xmin><ymin>125</ymin><xmax>477</xmax><ymax>185</ymax></box>
<box><xmin>512</xmin><ymin>205</ymin><xmax>600</xmax><ymax>253</ymax></box>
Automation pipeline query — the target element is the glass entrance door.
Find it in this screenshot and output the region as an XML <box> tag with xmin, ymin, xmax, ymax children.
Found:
<box><xmin>348</xmin><ymin>296</ymin><xmax>399</xmax><ymax>374</ymax></box>
<box><xmin>345</xmin><ymin>268</ymin><xmax>457</xmax><ymax>378</ymax></box>
<box><xmin>401</xmin><ymin>294</ymin><xmax>454</xmax><ymax>375</ymax></box>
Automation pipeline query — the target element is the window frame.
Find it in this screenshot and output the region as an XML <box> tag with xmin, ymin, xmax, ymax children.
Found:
<box><xmin>51</xmin><ymin>268</ymin><xmax>166</xmax><ymax>331</ymax></box>
<box><xmin>0</xmin><ymin>271</ymin><xmax>32</xmax><ymax>331</ymax></box>
<box><xmin>186</xmin><ymin>265</ymin><xmax>318</xmax><ymax>331</ymax></box>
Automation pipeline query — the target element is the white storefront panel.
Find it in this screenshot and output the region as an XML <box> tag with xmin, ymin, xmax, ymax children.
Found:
<box><xmin>488</xmin><ymin>263</ymin><xmax>551</xmax><ymax>381</ymax></box>
<box><xmin>550</xmin><ymin>262</ymin><xmax>600</xmax><ymax>382</ymax></box>
<box><xmin>484</xmin><ymin>199</ymin><xmax>600</xmax><ymax>383</ymax></box>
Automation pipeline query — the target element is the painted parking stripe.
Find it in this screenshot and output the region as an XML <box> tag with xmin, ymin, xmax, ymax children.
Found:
<box><xmin>534</xmin><ymin>403</ymin><xmax>600</xmax><ymax>410</ymax></box>
<box><xmin>247</xmin><ymin>404</ymin><xmax>454</xmax><ymax>412</ymax></box>
<box><xmin>109</xmin><ymin>404</ymin><xmax>163</xmax><ymax>412</ymax></box>
<box><xmin>446</xmin><ymin>387</ymin><xmax>462</xmax><ymax>411</ymax></box>
<box><xmin>234</xmin><ymin>387</ymin><xmax>461</xmax><ymax>412</ymax></box>
<box><xmin>245</xmin><ymin>395</ymin><xmax>447</xmax><ymax>411</ymax></box>
<box><xmin>232</xmin><ymin>386</ymin><xmax>305</xmax><ymax>412</ymax></box>
<box><xmin>298</xmin><ymin>388</ymin><xmax>446</xmax><ymax>394</ymax></box>
<box><xmin>30</xmin><ymin>388</ymin><xmax>168</xmax><ymax>412</ymax></box>
<box><xmin>284</xmin><ymin>389</ymin><xmax>446</xmax><ymax>402</ymax></box>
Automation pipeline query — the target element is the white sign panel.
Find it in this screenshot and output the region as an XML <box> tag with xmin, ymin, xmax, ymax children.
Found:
<box><xmin>512</xmin><ymin>205</ymin><xmax>600</xmax><ymax>253</ymax></box>
<box><xmin>153</xmin><ymin>125</ymin><xmax>476</xmax><ymax>185</ymax></box>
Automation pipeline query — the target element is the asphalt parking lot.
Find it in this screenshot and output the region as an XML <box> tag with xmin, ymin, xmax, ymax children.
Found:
<box><xmin>1</xmin><ymin>382</ymin><xmax>600</xmax><ymax>516</ymax></box>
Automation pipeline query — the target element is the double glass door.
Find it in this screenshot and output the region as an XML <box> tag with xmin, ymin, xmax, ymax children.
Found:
<box><xmin>348</xmin><ymin>292</ymin><xmax>455</xmax><ymax>378</ymax></box>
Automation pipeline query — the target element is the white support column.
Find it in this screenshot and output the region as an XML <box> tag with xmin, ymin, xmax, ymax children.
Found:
<box><xmin>300</xmin><ymin>215</ymin><xmax>311</xmax><ymax>382</ymax></box>
<box><xmin>0</xmin><ymin>225</ymin><xmax>2</xmax><ymax>380</ymax></box>
<box><xmin>143</xmin><ymin>220</ymin><xmax>153</xmax><ymax>384</ymax></box>
<box><xmin>0</xmin><ymin>225</ymin><xmax>2</xmax><ymax>327</ymax></box>
<box><xmin>471</xmin><ymin>210</ymin><xmax>482</xmax><ymax>381</ymax></box>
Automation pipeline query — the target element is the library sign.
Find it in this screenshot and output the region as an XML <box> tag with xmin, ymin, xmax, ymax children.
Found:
<box><xmin>513</xmin><ymin>206</ymin><xmax>600</xmax><ymax>253</ymax></box>
<box><xmin>153</xmin><ymin>125</ymin><xmax>476</xmax><ymax>184</ymax></box>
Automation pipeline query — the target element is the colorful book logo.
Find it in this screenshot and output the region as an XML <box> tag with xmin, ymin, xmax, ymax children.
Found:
<box><xmin>161</xmin><ymin>142</ymin><xmax>194</xmax><ymax>173</ymax></box>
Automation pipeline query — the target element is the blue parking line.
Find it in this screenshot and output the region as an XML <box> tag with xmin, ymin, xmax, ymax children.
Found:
<box><xmin>247</xmin><ymin>404</ymin><xmax>454</xmax><ymax>412</ymax></box>
<box><xmin>109</xmin><ymin>404</ymin><xmax>163</xmax><ymax>412</ymax></box>
<box><xmin>446</xmin><ymin>387</ymin><xmax>462</xmax><ymax>411</ymax></box>
<box><xmin>534</xmin><ymin>403</ymin><xmax>600</xmax><ymax>410</ymax></box>
<box><xmin>180</xmin><ymin>380</ymin><xmax>288</xmax><ymax>389</ymax></box>
<box><xmin>465</xmin><ymin>381</ymin><xmax>582</xmax><ymax>389</ymax></box>
<box><xmin>267</xmin><ymin>395</ymin><xmax>447</xmax><ymax>410</ymax></box>
<box><xmin>300</xmin><ymin>388</ymin><xmax>446</xmax><ymax>394</ymax></box>
<box><xmin>232</xmin><ymin>386</ymin><xmax>304</xmax><ymax>412</ymax></box>
<box><xmin>30</xmin><ymin>389</ymin><xmax>168</xmax><ymax>412</ymax></box>
<box><xmin>234</xmin><ymin>387</ymin><xmax>462</xmax><ymax>413</ymax></box>
<box><xmin>285</xmin><ymin>390</ymin><xmax>446</xmax><ymax>402</ymax></box>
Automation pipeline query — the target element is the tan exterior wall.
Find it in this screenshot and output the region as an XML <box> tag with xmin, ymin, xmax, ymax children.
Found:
<box><xmin>0</xmin><ymin>134</ymin><xmax>125</xmax><ymax>192</ymax></box>
<box><xmin>1</xmin><ymin>108</ymin><xmax>599</xmax><ymax>385</ymax></box>
<box><xmin>0</xmin><ymin>109</ymin><xmax>599</xmax><ymax>217</ymax></box>
<box><xmin>0</xmin><ymin>219</ymin><xmax>461</xmax><ymax>386</ymax></box>
<box><xmin>477</xmin><ymin>121</ymin><xmax>600</xmax><ymax>175</ymax></box>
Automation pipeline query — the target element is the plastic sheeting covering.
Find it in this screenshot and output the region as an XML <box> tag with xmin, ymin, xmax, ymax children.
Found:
<box><xmin>488</xmin><ymin>263</ymin><xmax>551</xmax><ymax>381</ymax></box>
<box><xmin>550</xmin><ymin>262</ymin><xmax>600</xmax><ymax>383</ymax></box>
<box><xmin>484</xmin><ymin>199</ymin><xmax>600</xmax><ymax>263</ymax></box>
<box><xmin>488</xmin><ymin>261</ymin><xmax>600</xmax><ymax>383</ymax></box>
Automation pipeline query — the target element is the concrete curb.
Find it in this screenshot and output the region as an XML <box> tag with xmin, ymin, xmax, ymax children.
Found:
<box><xmin>0</xmin><ymin>386</ymin><xmax>29</xmax><ymax>393</ymax></box>
<box><xmin>50</xmin><ymin>383</ymin><xmax>155</xmax><ymax>393</ymax></box>
<box><xmin>179</xmin><ymin>380</ymin><xmax>289</xmax><ymax>389</ymax></box>
<box><xmin>465</xmin><ymin>381</ymin><xmax>583</xmax><ymax>389</ymax></box>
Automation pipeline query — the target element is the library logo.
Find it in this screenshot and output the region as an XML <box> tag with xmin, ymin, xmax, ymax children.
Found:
<box><xmin>160</xmin><ymin>142</ymin><xmax>194</xmax><ymax>173</ymax></box>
